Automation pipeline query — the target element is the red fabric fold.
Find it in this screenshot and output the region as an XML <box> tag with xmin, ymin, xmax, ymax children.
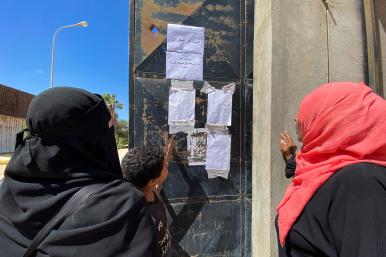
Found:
<box><xmin>277</xmin><ymin>82</ymin><xmax>386</xmax><ymax>246</ymax></box>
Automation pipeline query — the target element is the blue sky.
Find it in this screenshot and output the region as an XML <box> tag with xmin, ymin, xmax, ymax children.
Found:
<box><xmin>0</xmin><ymin>0</ymin><xmax>129</xmax><ymax>120</ymax></box>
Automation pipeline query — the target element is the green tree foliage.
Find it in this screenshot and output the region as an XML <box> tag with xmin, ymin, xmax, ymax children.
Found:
<box><xmin>102</xmin><ymin>93</ymin><xmax>124</xmax><ymax>111</ymax></box>
<box><xmin>101</xmin><ymin>94</ymin><xmax>127</xmax><ymax>149</ymax></box>
<box><xmin>115</xmin><ymin>119</ymin><xmax>128</xmax><ymax>149</ymax></box>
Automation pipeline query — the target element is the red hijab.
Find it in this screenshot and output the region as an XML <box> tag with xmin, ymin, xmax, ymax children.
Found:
<box><xmin>277</xmin><ymin>82</ymin><xmax>386</xmax><ymax>246</ymax></box>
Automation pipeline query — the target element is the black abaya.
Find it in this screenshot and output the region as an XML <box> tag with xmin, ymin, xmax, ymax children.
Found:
<box><xmin>277</xmin><ymin>163</ymin><xmax>386</xmax><ymax>257</ymax></box>
<box><xmin>0</xmin><ymin>87</ymin><xmax>157</xmax><ymax>257</ymax></box>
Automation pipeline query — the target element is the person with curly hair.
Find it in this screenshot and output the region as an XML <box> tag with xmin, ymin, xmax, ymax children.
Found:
<box><xmin>121</xmin><ymin>145</ymin><xmax>172</xmax><ymax>257</ymax></box>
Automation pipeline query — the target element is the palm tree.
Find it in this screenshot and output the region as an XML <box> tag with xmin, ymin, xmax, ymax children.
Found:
<box><xmin>102</xmin><ymin>93</ymin><xmax>124</xmax><ymax>110</ymax></box>
<box><xmin>102</xmin><ymin>93</ymin><xmax>124</xmax><ymax>127</ymax></box>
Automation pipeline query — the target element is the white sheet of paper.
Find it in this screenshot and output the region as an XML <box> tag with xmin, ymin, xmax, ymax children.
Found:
<box><xmin>166</xmin><ymin>51</ymin><xmax>203</xmax><ymax>81</ymax></box>
<box><xmin>207</xmin><ymin>169</ymin><xmax>230</xmax><ymax>179</ymax></box>
<box><xmin>167</xmin><ymin>24</ymin><xmax>205</xmax><ymax>55</ymax></box>
<box><xmin>205</xmin><ymin>133</ymin><xmax>231</xmax><ymax>171</ymax></box>
<box><xmin>171</xmin><ymin>80</ymin><xmax>193</xmax><ymax>90</ymax></box>
<box><xmin>200</xmin><ymin>81</ymin><xmax>215</xmax><ymax>94</ymax></box>
<box><xmin>207</xmin><ymin>89</ymin><xmax>233</xmax><ymax>126</ymax></box>
<box><xmin>168</xmin><ymin>88</ymin><xmax>195</xmax><ymax>125</ymax></box>
<box><xmin>169</xmin><ymin>124</ymin><xmax>194</xmax><ymax>134</ymax></box>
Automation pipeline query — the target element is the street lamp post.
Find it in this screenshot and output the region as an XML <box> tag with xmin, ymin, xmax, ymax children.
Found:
<box><xmin>50</xmin><ymin>21</ymin><xmax>88</xmax><ymax>88</ymax></box>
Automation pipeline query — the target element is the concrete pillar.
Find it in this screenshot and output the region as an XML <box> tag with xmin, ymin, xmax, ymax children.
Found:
<box><xmin>375</xmin><ymin>0</ymin><xmax>386</xmax><ymax>97</ymax></box>
<box><xmin>252</xmin><ymin>0</ymin><xmax>273</xmax><ymax>255</ymax></box>
<box><xmin>252</xmin><ymin>0</ymin><xmax>369</xmax><ymax>256</ymax></box>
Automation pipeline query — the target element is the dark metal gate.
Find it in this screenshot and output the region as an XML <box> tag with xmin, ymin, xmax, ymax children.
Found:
<box><xmin>129</xmin><ymin>1</ymin><xmax>253</xmax><ymax>255</ymax></box>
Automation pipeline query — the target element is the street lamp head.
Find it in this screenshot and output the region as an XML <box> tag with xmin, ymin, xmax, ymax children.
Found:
<box><xmin>77</xmin><ymin>21</ymin><xmax>88</xmax><ymax>27</ymax></box>
<box><xmin>50</xmin><ymin>20</ymin><xmax>88</xmax><ymax>88</ymax></box>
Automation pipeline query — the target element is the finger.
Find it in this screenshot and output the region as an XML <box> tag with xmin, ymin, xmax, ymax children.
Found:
<box><xmin>284</xmin><ymin>131</ymin><xmax>292</xmax><ymax>143</ymax></box>
<box><xmin>280</xmin><ymin>139</ymin><xmax>286</xmax><ymax>150</ymax></box>
<box><xmin>287</xmin><ymin>134</ymin><xmax>294</xmax><ymax>145</ymax></box>
<box><xmin>282</xmin><ymin>133</ymin><xmax>290</xmax><ymax>144</ymax></box>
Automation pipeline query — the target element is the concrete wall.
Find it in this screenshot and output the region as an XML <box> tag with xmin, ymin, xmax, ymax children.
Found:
<box><xmin>253</xmin><ymin>0</ymin><xmax>370</xmax><ymax>256</ymax></box>
<box><xmin>375</xmin><ymin>0</ymin><xmax>386</xmax><ymax>97</ymax></box>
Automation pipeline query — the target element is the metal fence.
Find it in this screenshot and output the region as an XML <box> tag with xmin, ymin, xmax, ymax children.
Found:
<box><xmin>0</xmin><ymin>84</ymin><xmax>34</xmax><ymax>118</ymax></box>
<box><xmin>0</xmin><ymin>115</ymin><xmax>24</xmax><ymax>153</ymax></box>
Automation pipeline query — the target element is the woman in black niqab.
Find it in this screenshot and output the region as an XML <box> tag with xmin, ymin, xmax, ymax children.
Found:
<box><xmin>0</xmin><ymin>87</ymin><xmax>156</xmax><ymax>257</ymax></box>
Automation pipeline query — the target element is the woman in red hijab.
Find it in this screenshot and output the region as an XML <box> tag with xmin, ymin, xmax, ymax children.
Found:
<box><xmin>276</xmin><ymin>82</ymin><xmax>386</xmax><ymax>257</ymax></box>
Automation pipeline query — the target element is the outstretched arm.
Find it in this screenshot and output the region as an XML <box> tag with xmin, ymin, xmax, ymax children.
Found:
<box><xmin>156</xmin><ymin>136</ymin><xmax>176</xmax><ymax>193</ymax></box>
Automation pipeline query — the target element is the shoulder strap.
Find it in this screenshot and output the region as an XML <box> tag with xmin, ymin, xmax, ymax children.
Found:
<box><xmin>23</xmin><ymin>183</ymin><xmax>103</xmax><ymax>257</ymax></box>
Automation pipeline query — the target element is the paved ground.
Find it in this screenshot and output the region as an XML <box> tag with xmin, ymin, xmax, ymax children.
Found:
<box><xmin>118</xmin><ymin>148</ymin><xmax>128</xmax><ymax>162</ymax></box>
<box><xmin>0</xmin><ymin>154</ymin><xmax>11</xmax><ymax>179</ymax></box>
<box><xmin>0</xmin><ymin>165</ymin><xmax>5</xmax><ymax>179</ymax></box>
<box><xmin>0</xmin><ymin>149</ymin><xmax>128</xmax><ymax>180</ymax></box>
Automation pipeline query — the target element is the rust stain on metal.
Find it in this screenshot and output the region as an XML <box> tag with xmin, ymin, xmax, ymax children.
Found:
<box><xmin>142</xmin><ymin>97</ymin><xmax>149</xmax><ymax>146</ymax></box>
<box><xmin>142</xmin><ymin>97</ymin><xmax>150</xmax><ymax>125</ymax></box>
<box><xmin>219</xmin><ymin>16</ymin><xmax>238</xmax><ymax>29</ymax></box>
<box><xmin>140</xmin><ymin>1</ymin><xmax>203</xmax><ymax>56</ymax></box>
<box><xmin>205</xmin><ymin>29</ymin><xmax>233</xmax><ymax>63</ymax></box>
<box><xmin>206</xmin><ymin>4</ymin><xmax>233</xmax><ymax>12</ymax></box>
<box><xmin>143</xmin><ymin>130</ymin><xmax>148</xmax><ymax>145</ymax></box>
<box><xmin>207</xmin><ymin>16</ymin><xmax>238</xmax><ymax>30</ymax></box>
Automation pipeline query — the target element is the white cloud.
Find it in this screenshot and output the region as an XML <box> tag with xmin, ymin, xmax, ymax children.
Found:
<box><xmin>36</xmin><ymin>69</ymin><xmax>44</xmax><ymax>74</ymax></box>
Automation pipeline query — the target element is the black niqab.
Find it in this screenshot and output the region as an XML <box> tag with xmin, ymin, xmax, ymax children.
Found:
<box><xmin>0</xmin><ymin>87</ymin><xmax>156</xmax><ymax>257</ymax></box>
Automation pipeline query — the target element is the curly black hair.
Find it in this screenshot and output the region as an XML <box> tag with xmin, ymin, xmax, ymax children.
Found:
<box><xmin>121</xmin><ymin>146</ymin><xmax>165</xmax><ymax>188</ymax></box>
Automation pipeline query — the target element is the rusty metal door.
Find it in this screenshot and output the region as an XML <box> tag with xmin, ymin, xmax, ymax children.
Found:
<box><xmin>129</xmin><ymin>1</ymin><xmax>253</xmax><ymax>256</ymax></box>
